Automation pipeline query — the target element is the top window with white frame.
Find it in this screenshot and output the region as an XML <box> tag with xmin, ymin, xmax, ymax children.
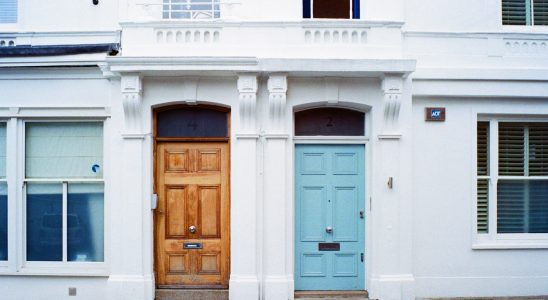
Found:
<box><xmin>0</xmin><ymin>0</ymin><xmax>17</xmax><ymax>24</ymax></box>
<box><xmin>163</xmin><ymin>0</ymin><xmax>220</xmax><ymax>20</ymax></box>
<box><xmin>502</xmin><ymin>0</ymin><xmax>548</xmax><ymax>25</ymax></box>
<box><xmin>303</xmin><ymin>0</ymin><xmax>360</xmax><ymax>19</ymax></box>
<box><xmin>476</xmin><ymin>119</ymin><xmax>548</xmax><ymax>245</ymax></box>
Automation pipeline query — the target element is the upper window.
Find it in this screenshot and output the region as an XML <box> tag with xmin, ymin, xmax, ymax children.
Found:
<box><xmin>156</xmin><ymin>106</ymin><xmax>229</xmax><ymax>138</ymax></box>
<box><xmin>24</xmin><ymin>122</ymin><xmax>104</xmax><ymax>263</ymax></box>
<box><xmin>163</xmin><ymin>0</ymin><xmax>220</xmax><ymax>20</ymax></box>
<box><xmin>303</xmin><ymin>0</ymin><xmax>360</xmax><ymax>19</ymax></box>
<box><xmin>477</xmin><ymin>120</ymin><xmax>548</xmax><ymax>237</ymax></box>
<box><xmin>502</xmin><ymin>0</ymin><xmax>548</xmax><ymax>25</ymax></box>
<box><xmin>0</xmin><ymin>0</ymin><xmax>17</xmax><ymax>24</ymax></box>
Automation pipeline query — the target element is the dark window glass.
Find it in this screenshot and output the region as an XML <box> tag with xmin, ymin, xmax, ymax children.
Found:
<box><xmin>157</xmin><ymin>107</ymin><xmax>229</xmax><ymax>138</ymax></box>
<box><xmin>303</xmin><ymin>0</ymin><xmax>359</xmax><ymax>19</ymax></box>
<box><xmin>295</xmin><ymin>108</ymin><xmax>365</xmax><ymax>136</ymax></box>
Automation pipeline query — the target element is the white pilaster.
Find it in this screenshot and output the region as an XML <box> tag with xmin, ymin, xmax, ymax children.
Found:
<box><xmin>108</xmin><ymin>73</ymin><xmax>153</xmax><ymax>300</ymax></box>
<box><xmin>370</xmin><ymin>75</ymin><xmax>414</xmax><ymax>300</ymax></box>
<box><xmin>230</xmin><ymin>74</ymin><xmax>260</xmax><ymax>300</ymax></box>
<box><xmin>263</xmin><ymin>74</ymin><xmax>291</xmax><ymax>300</ymax></box>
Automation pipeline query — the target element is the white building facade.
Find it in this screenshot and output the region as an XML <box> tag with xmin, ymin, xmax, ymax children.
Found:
<box><xmin>0</xmin><ymin>0</ymin><xmax>547</xmax><ymax>299</ymax></box>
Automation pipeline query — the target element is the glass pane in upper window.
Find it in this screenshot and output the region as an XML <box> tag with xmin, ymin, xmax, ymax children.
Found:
<box><xmin>313</xmin><ymin>0</ymin><xmax>351</xmax><ymax>19</ymax></box>
<box><xmin>295</xmin><ymin>108</ymin><xmax>365</xmax><ymax>136</ymax></box>
<box><xmin>502</xmin><ymin>0</ymin><xmax>528</xmax><ymax>25</ymax></box>
<box><xmin>528</xmin><ymin>123</ymin><xmax>548</xmax><ymax>176</ymax></box>
<box><xmin>497</xmin><ymin>180</ymin><xmax>548</xmax><ymax>233</ymax></box>
<box><xmin>0</xmin><ymin>183</ymin><xmax>6</xmax><ymax>261</ymax></box>
<box><xmin>26</xmin><ymin>183</ymin><xmax>63</xmax><ymax>261</ymax></box>
<box><xmin>163</xmin><ymin>0</ymin><xmax>220</xmax><ymax>19</ymax></box>
<box><xmin>156</xmin><ymin>107</ymin><xmax>228</xmax><ymax>138</ymax></box>
<box><xmin>25</xmin><ymin>122</ymin><xmax>103</xmax><ymax>179</ymax></box>
<box><xmin>477</xmin><ymin>122</ymin><xmax>489</xmax><ymax>176</ymax></box>
<box><xmin>0</xmin><ymin>123</ymin><xmax>5</xmax><ymax>179</ymax></box>
<box><xmin>499</xmin><ymin>123</ymin><xmax>525</xmax><ymax>176</ymax></box>
<box><xmin>68</xmin><ymin>183</ymin><xmax>104</xmax><ymax>262</ymax></box>
<box><xmin>0</xmin><ymin>0</ymin><xmax>17</xmax><ymax>23</ymax></box>
<box><xmin>533</xmin><ymin>0</ymin><xmax>548</xmax><ymax>25</ymax></box>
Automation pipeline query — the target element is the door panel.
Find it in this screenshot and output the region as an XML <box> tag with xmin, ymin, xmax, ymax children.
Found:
<box><xmin>156</xmin><ymin>142</ymin><xmax>229</xmax><ymax>288</ymax></box>
<box><xmin>295</xmin><ymin>144</ymin><xmax>365</xmax><ymax>291</ymax></box>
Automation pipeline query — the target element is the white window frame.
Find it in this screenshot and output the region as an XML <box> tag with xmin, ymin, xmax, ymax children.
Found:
<box><xmin>0</xmin><ymin>117</ymin><xmax>109</xmax><ymax>276</ymax></box>
<box><xmin>474</xmin><ymin>116</ymin><xmax>548</xmax><ymax>249</ymax></box>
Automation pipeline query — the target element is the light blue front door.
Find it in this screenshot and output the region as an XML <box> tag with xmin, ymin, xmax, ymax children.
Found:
<box><xmin>295</xmin><ymin>144</ymin><xmax>365</xmax><ymax>291</ymax></box>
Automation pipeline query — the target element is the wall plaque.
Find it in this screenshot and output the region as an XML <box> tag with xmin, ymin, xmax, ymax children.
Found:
<box><xmin>425</xmin><ymin>107</ymin><xmax>446</xmax><ymax>122</ymax></box>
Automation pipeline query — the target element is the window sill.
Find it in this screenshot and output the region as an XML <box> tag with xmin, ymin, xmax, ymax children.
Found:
<box><xmin>473</xmin><ymin>241</ymin><xmax>548</xmax><ymax>250</ymax></box>
<box><xmin>0</xmin><ymin>265</ymin><xmax>109</xmax><ymax>277</ymax></box>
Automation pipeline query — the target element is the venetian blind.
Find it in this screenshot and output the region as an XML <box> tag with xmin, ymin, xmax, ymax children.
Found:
<box><xmin>502</xmin><ymin>0</ymin><xmax>528</xmax><ymax>25</ymax></box>
<box><xmin>0</xmin><ymin>0</ymin><xmax>17</xmax><ymax>23</ymax></box>
<box><xmin>477</xmin><ymin>122</ymin><xmax>490</xmax><ymax>233</ymax></box>
<box><xmin>497</xmin><ymin>123</ymin><xmax>548</xmax><ymax>234</ymax></box>
<box><xmin>25</xmin><ymin>122</ymin><xmax>103</xmax><ymax>179</ymax></box>
<box><xmin>533</xmin><ymin>0</ymin><xmax>548</xmax><ymax>25</ymax></box>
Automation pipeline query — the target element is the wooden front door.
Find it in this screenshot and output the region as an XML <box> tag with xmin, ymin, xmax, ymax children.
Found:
<box><xmin>155</xmin><ymin>142</ymin><xmax>230</xmax><ymax>288</ymax></box>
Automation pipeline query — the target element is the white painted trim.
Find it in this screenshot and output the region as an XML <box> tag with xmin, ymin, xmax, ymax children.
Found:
<box><xmin>0</xmin><ymin>107</ymin><xmax>111</xmax><ymax>118</ymax></box>
<box><xmin>120</xmin><ymin>20</ymin><xmax>404</xmax><ymax>28</ymax></box>
<box><xmin>293</xmin><ymin>136</ymin><xmax>369</xmax><ymax>144</ymax></box>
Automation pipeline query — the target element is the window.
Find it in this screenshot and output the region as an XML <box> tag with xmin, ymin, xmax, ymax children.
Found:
<box><xmin>502</xmin><ymin>0</ymin><xmax>548</xmax><ymax>25</ymax></box>
<box><xmin>163</xmin><ymin>0</ymin><xmax>220</xmax><ymax>20</ymax></box>
<box><xmin>24</xmin><ymin>122</ymin><xmax>104</xmax><ymax>263</ymax></box>
<box><xmin>295</xmin><ymin>108</ymin><xmax>365</xmax><ymax>136</ymax></box>
<box><xmin>477</xmin><ymin>120</ymin><xmax>548</xmax><ymax>242</ymax></box>
<box><xmin>0</xmin><ymin>0</ymin><xmax>17</xmax><ymax>24</ymax></box>
<box><xmin>303</xmin><ymin>0</ymin><xmax>360</xmax><ymax>19</ymax></box>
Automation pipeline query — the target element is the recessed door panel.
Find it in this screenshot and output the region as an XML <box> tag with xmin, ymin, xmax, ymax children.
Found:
<box><xmin>156</xmin><ymin>142</ymin><xmax>229</xmax><ymax>288</ymax></box>
<box><xmin>295</xmin><ymin>144</ymin><xmax>365</xmax><ymax>291</ymax></box>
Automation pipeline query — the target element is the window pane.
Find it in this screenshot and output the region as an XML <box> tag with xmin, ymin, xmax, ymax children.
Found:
<box><xmin>502</xmin><ymin>0</ymin><xmax>528</xmax><ymax>25</ymax></box>
<box><xmin>0</xmin><ymin>183</ymin><xmax>6</xmax><ymax>260</ymax></box>
<box><xmin>68</xmin><ymin>184</ymin><xmax>104</xmax><ymax>262</ymax></box>
<box><xmin>0</xmin><ymin>123</ymin><xmax>5</xmax><ymax>178</ymax></box>
<box><xmin>156</xmin><ymin>107</ymin><xmax>228</xmax><ymax>138</ymax></box>
<box><xmin>528</xmin><ymin>123</ymin><xmax>548</xmax><ymax>176</ymax></box>
<box><xmin>533</xmin><ymin>0</ymin><xmax>548</xmax><ymax>25</ymax></box>
<box><xmin>0</xmin><ymin>0</ymin><xmax>17</xmax><ymax>23</ymax></box>
<box><xmin>26</xmin><ymin>183</ymin><xmax>62</xmax><ymax>261</ymax></box>
<box><xmin>477</xmin><ymin>122</ymin><xmax>489</xmax><ymax>176</ymax></box>
<box><xmin>477</xmin><ymin>179</ymin><xmax>489</xmax><ymax>233</ymax></box>
<box><xmin>25</xmin><ymin>122</ymin><xmax>103</xmax><ymax>179</ymax></box>
<box><xmin>499</xmin><ymin>123</ymin><xmax>525</xmax><ymax>176</ymax></box>
<box><xmin>313</xmin><ymin>0</ymin><xmax>351</xmax><ymax>19</ymax></box>
<box><xmin>295</xmin><ymin>108</ymin><xmax>365</xmax><ymax>136</ymax></box>
<box><xmin>498</xmin><ymin>180</ymin><xmax>548</xmax><ymax>233</ymax></box>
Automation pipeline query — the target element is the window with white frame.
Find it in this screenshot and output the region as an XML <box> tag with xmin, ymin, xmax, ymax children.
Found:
<box><xmin>163</xmin><ymin>0</ymin><xmax>220</xmax><ymax>20</ymax></box>
<box><xmin>0</xmin><ymin>0</ymin><xmax>17</xmax><ymax>24</ymax></box>
<box><xmin>303</xmin><ymin>0</ymin><xmax>360</xmax><ymax>19</ymax></box>
<box><xmin>24</xmin><ymin>122</ymin><xmax>104</xmax><ymax>263</ymax></box>
<box><xmin>477</xmin><ymin>120</ymin><xmax>548</xmax><ymax>238</ymax></box>
<box><xmin>502</xmin><ymin>0</ymin><xmax>548</xmax><ymax>25</ymax></box>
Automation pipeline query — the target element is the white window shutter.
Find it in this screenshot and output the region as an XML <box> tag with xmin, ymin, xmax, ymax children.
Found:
<box><xmin>0</xmin><ymin>0</ymin><xmax>17</xmax><ymax>24</ymax></box>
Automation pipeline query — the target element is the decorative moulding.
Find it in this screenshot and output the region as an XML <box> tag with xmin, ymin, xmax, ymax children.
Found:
<box><xmin>267</xmin><ymin>74</ymin><xmax>288</xmax><ymax>133</ymax></box>
<box><xmin>237</xmin><ymin>74</ymin><xmax>258</xmax><ymax>134</ymax></box>
<box><xmin>121</xmin><ymin>73</ymin><xmax>143</xmax><ymax>137</ymax></box>
<box><xmin>380</xmin><ymin>74</ymin><xmax>404</xmax><ymax>138</ymax></box>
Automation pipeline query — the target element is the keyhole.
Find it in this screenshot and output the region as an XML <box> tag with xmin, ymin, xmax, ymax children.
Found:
<box><xmin>326</xmin><ymin>117</ymin><xmax>334</xmax><ymax>127</ymax></box>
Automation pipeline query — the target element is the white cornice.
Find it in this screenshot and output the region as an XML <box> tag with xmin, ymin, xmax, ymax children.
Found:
<box><xmin>119</xmin><ymin>20</ymin><xmax>404</xmax><ymax>29</ymax></box>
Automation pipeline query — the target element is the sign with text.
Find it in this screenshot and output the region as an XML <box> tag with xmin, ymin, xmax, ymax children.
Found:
<box><xmin>425</xmin><ymin>107</ymin><xmax>446</xmax><ymax>122</ymax></box>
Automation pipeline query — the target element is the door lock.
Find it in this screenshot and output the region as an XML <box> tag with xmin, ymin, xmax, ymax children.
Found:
<box><xmin>325</xmin><ymin>226</ymin><xmax>333</xmax><ymax>233</ymax></box>
<box><xmin>189</xmin><ymin>225</ymin><xmax>197</xmax><ymax>233</ymax></box>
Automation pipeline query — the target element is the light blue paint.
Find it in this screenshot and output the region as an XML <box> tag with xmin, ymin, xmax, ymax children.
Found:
<box><xmin>295</xmin><ymin>144</ymin><xmax>365</xmax><ymax>291</ymax></box>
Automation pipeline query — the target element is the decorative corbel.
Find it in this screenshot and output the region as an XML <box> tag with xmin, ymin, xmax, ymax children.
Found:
<box><xmin>121</xmin><ymin>73</ymin><xmax>143</xmax><ymax>138</ymax></box>
<box><xmin>237</xmin><ymin>74</ymin><xmax>258</xmax><ymax>135</ymax></box>
<box><xmin>380</xmin><ymin>74</ymin><xmax>404</xmax><ymax>139</ymax></box>
<box><xmin>267</xmin><ymin>74</ymin><xmax>288</xmax><ymax>133</ymax></box>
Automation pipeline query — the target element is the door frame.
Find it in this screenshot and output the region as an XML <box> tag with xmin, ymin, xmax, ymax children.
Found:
<box><xmin>152</xmin><ymin>104</ymin><xmax>231</xmax><ymax>289</ymax></box>
<box><xmin>292</xmin><ymin>138</ymin><xmax>370</xmax><ymax>292</ymax></box>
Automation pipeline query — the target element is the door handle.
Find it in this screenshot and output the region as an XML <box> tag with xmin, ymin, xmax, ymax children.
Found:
<box><xmin>189</xmin><ymin>225</ymin><xmax>197</xmax><ymax>233</ymax></box>
<box><xmin>325</xmin><ymin>226</ymin><xmax>333</xmax><ymax>233</ymax></box>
